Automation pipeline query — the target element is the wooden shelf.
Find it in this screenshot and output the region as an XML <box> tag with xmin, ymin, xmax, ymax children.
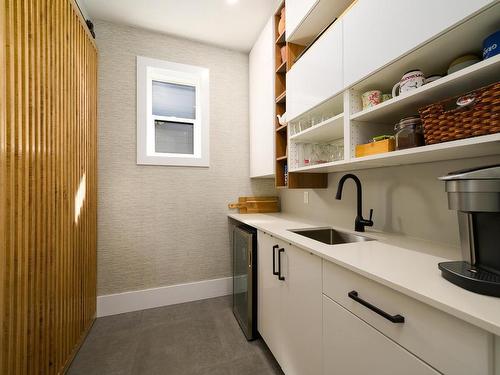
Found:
<box><xmin>276</xmin><ymin>123</ymin><xmax>287</xmax><ymax>132</ymax></box>
<box><xmin>289</xmin><ymin>133</ymin><xmax>500</xmax><ymax>173</ymax></box>
<box><xmin>351</xmin><ymin>54</ymin><xmax>500</xmax><ymax>124</ymax></box>
<box><xmin>276</xmin><ymin>90</ymin><xmax>286</xmax><ymax>103</ymax></box>
<box><xmin>273</xmin><ymin>0</ymin><xmax>327</xmax><ymax>190</ymax></box>
<box><xmin>276</xmin><ymin>60</ymin><xmax>287</xmax><ymax>73</ymax></box>
<box><xmin>275</xmin><ymin>31</ymin><xmax>286</xmax><ymax>44</ymax></box>
<box><xmin>290</xmin><ymin>113</ymin><xmax>344</xmax><ymax>142</ymax></box>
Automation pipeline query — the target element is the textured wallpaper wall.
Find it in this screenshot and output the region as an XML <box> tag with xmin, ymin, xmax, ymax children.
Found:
<box><xmin>95</xmin><ymin>21</ymin><xmax>276</xmax><ymax>295</ymax></box>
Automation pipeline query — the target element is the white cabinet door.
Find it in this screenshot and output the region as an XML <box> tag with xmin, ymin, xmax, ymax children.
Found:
<box><xmin>322</xmin><ymin>295</ymin><xmax>439</xmax><ymax>375</ymax></box>
<box><xmin>287</xmin><ymin>19</ymin><xmax>343</xmax><ymax>121</ymax></box>
<box><xmin>280</xmin><ymin>244</ymin><xmax>322</xmax><ymax>375</ymax></box>
<box><xmin>249</xmin><ymin>18</ymin><xmax>274</xmax><ymax>178</ymax></box>
<box><xmin>257</xmin><ymin>231</ymin><xmax>283</xmax><ymax>364</ymax></box>
<box><xmin>286</xmin><ymin>0</ymin><xmax>318</xmax><ymax>40</ymax></box>
<box><xmin>258</xmin><ymin>234</ymin><xmax>322</xmax><ymax>374</ymax></box>
<box><xmin>343</xmin><ymin>0</ymin><xmax>494</xmax><ymax>88</ymax></box>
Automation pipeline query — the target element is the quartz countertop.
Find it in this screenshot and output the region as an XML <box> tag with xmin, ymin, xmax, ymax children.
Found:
<box><xmin>228</xmin><ymin>213</ymin><xmax>500</xmax><ymax>336</ymax></box>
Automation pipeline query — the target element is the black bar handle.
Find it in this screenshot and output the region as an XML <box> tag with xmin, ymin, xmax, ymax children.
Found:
<box><xmin>272</xmin><ymin>245</ymin><xmax>279</xmax><ymax>276</ymax></box>
<box><xmin>278</xmin><ymin>248</ymin><xmax>285</xmax><ymax>281</ymax></box>
<box><xmin>348</xmin><ymin>291</ymin><xmax>404</xmax><ymax>323</ymax></box>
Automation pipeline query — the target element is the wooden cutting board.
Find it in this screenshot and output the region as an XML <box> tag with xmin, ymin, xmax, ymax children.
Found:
<box><xmin>228</xmin><ymin>196</ymin><xmax>280</xmax><ymax>214</ymax></box>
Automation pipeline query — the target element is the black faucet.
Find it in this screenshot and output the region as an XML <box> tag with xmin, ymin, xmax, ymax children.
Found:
<box><xmin>335</xmin><ymin>174</ymin><xmax>374</xmax><ymax>232</ymax></box>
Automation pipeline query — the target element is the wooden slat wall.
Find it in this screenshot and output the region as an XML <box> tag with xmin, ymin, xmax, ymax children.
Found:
<box><xmin>0</xmin><ymin>0</ymin><xmax>98</xmax><ymax>373</ymax></box>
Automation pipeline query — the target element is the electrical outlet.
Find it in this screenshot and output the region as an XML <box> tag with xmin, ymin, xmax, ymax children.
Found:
<box><xmin>303</xmin><ymin>191</ymin><xmax>309</xmax><ymax>204</ymax></box>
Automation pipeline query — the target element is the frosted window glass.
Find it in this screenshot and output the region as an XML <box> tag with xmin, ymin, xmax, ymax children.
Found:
<box><xmin>152</xmin><ymin>81</ymin><xmax>196</xmax><ymax>119</ymax></box>
<box><xmin>155</xmin><ymin>120</ymin><xmax>194</xmax><ymax>154</ymax></box>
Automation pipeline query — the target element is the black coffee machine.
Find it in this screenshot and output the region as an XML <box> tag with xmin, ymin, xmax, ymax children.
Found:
<box><xmin>438</xmin><ymin>164</ymin><xmax>500</xmax><ymax>297</ymax></box>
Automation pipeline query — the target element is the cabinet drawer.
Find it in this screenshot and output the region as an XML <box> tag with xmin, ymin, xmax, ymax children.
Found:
<box><xmin>323</xmin><ymin>294</ymin><xmax>439</xmax><ymax>375</ymax></box>
<box><xmin>323</xmin><ymin>261</ymin><xmax>494</xmax><ymax>375</ymax></box>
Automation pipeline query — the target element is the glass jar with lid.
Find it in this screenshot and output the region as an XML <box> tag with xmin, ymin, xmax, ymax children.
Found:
<box><xmin>394</xmin><ymin>116</ymin><xmax>424</xmax><ymax>150</ymax></box>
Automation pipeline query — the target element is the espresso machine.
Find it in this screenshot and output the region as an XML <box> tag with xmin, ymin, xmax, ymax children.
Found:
<box><xmin>438</xmin><ymin>164</ymin><xmax>500</xmax><ymax>297</ymax></box>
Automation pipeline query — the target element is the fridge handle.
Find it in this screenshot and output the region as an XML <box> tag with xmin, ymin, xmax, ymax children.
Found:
<box><xmin>272</xmin><ymin>245</ymin><xmax>279</xmax><ymax>275</ymax></box>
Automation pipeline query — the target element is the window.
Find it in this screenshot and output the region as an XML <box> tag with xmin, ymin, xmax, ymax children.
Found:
<box><xmin>137</xmin><ymin>56</ymin><xmax>210</xmax><ymax>166</ymax></box>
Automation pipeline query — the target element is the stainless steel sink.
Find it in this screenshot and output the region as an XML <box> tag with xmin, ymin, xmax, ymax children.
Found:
<box><xmin>289</xmin><ymin>227</ymin><xmax>374</xmax><ymax>245</ymax></box>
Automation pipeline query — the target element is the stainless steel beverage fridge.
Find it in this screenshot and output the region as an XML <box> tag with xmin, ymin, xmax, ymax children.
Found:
<box><xmin>232</xmin><ymin>225</ymin><xmax>257</xmax><ymax>340</ymax></box>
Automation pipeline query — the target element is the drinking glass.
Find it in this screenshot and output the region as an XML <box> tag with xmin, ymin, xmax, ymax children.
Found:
<box><xmin>317</xmin><ymin>143</ymin><xmax>329</xmax><ymax>164</ymax></box>
<box><xmin>300</xmin><ymin>118</ymin><xmax>311</xmax><ymax>132</ymax></box>
<box><xmin>335</xmin><ymin>144</ymin><xmax>344</xmax><ymax>161</ymax></box>
<box><xmin>309</xmin><ymin>144</ymin><xmax>318</xmax><ymax>165</ymax></box>
<box><xmin>328</xmin><ymin>143</ymin><xmax>338</xmax><ymax>162</ymax></box>
<box><xmin>301</xmin><ymin>143</ymin><xmax>312</xmax><ymax>167</ymax></box>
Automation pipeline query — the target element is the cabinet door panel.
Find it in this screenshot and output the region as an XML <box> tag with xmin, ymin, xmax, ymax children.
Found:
<box><xmin>257</xmin><ymin>232</ymin><xmax>282</xmax><ymax>363</ymax></box>
<box><xmin>280</xmin><ymin>245</ymin><xmax>322</xmax><ymax>375</ymax></box>
<box><xmin>322</xmin><ymin>295</ymin><xmax>439</xmax><ymax>375</ymax></box>
<box><xmin>343</xmin><ymin>0</ymin><xmax>493</xmax><ymax>88</ymax></box>
<box><xmin>249</xmin><ymin>18</ymin><xmax>274</xmax><ymax>178</ymax></box>
<box><xmin>286</xmin><ymin>0</ymin><xmax>318</xmax><ymax>39</ymax></box>
<box><xmin>287</xmin><ymin>19</ymin><xmax>343</xmax><ymax>121</ymax></box>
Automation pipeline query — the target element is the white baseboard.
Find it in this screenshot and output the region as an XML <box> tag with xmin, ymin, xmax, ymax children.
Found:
<box><xmin>97</xmin><ymin>276</ymin><xmax>233</xmax><ymax>317</ymax></box>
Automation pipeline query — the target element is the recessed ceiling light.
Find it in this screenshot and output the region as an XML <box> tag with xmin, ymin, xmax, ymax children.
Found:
<box><xmin>226</xmin><ymin>0</ymin><xmax>239</xmax><ymax>5</ymax></box>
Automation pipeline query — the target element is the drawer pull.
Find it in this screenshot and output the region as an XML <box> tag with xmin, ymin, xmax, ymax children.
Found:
<box><xmin>272</xmin><ymin>245</ymin><xmax>279</xmax><ymax>276</ymax></box>
<box><xmin>278</xmin><ymin>248</ymin><xmax>285</xmax><ymax>281</ymax></box>
<box><xmin>348</xmin><ymin>290</ymin><xmax>405</xmax><ymax>323</ymax></box>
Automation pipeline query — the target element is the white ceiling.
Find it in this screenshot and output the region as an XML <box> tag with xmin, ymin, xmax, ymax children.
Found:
<box><xmin>80</xmin><ymin>0</ymin><xmax>281</xmax><ymax>52</ymax></box>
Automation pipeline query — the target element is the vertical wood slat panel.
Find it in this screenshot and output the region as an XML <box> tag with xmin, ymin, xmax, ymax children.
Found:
<box><xmin>0</xmin><ymin>0</ymin><xmax>6</xmax><ymax>369</ymax></box>
<box><xmin>0</xmin><ymin>0</ymin><xmax>98</xmax><ymax>373</ymax></box>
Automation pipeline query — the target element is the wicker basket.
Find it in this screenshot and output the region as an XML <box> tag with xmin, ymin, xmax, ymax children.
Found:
<box><xmin>418</xmin><ymin>81</ymin><xmax>500</xmax><ymax>145</ymax></box>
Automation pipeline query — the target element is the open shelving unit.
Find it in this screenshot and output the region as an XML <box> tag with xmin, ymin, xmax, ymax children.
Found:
<box><xmin>274</xmin><ymin>1</ymin><xmax>288</xmax><ymax>188</ymax></box>
<box><xmin>287</xmin><ymin>2</ymin><xmax>500</xmax><ymax>174</ymax></box>
<box><xmin>273</xmin><ymin>0</ymin><xmax>327</xmax><ymax>189</ymax></box>
<box><xmin>290</xmin><ymin>113</ymin><xmax>344</xmax><ymax>143</ymax></box>
<box><xmin>292</xmin><ymin>133</ymin><xmax>500</xmax><ymax>173</ymax></box>
<box><xmin>351</xmin><ymin>54</ymin><xmax>500</xmax><ymax>124</ymax></box>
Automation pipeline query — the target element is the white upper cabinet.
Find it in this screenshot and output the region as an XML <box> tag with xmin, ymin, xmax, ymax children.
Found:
<box><xmin>343</xmin><ymin>0</ymin><xmax>494</xmax><ymax>88</ymax></box>
<box><xmin>286</xmin><ymin>0</ymin><xmax>353</xmax><ymax>45</ymax></box>
<box><xmin>286</xmin><ymin>0</ymin><xmax>318</xmax><ymax>42</ymax></box>
<box><xmin>287</xmin><ymin>19</ymin><xmax>343</xmax><ymax>121</ymax></box>
<box><xmin>249</xmin><ymin>18</ymin><xmax>274</xmax><ymax>178</ymax></box>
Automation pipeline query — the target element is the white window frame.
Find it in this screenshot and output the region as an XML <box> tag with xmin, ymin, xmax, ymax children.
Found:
<box><xmin>137</xmin><ymin>56</ymin><xmax>210</xmax><ymax>167</ymax></box>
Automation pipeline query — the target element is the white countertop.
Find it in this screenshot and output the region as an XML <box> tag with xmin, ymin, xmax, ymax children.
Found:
<box><xmin>228</xmin><ymin>213</ymin><xmax>500</xmax><ymax>336</ymax></box>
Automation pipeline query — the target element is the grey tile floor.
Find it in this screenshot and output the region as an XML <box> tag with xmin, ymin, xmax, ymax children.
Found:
<box><xmin>68</xmin><ymin>296</ymin><xmax>284</xmax><ymax>375</ymax></box>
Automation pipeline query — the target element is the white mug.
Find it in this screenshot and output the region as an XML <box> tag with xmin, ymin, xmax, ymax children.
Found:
<box><xmin>392</xmin><ymin>70</ymin><xmax>425</xmax><ymax>97</ymax></box>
